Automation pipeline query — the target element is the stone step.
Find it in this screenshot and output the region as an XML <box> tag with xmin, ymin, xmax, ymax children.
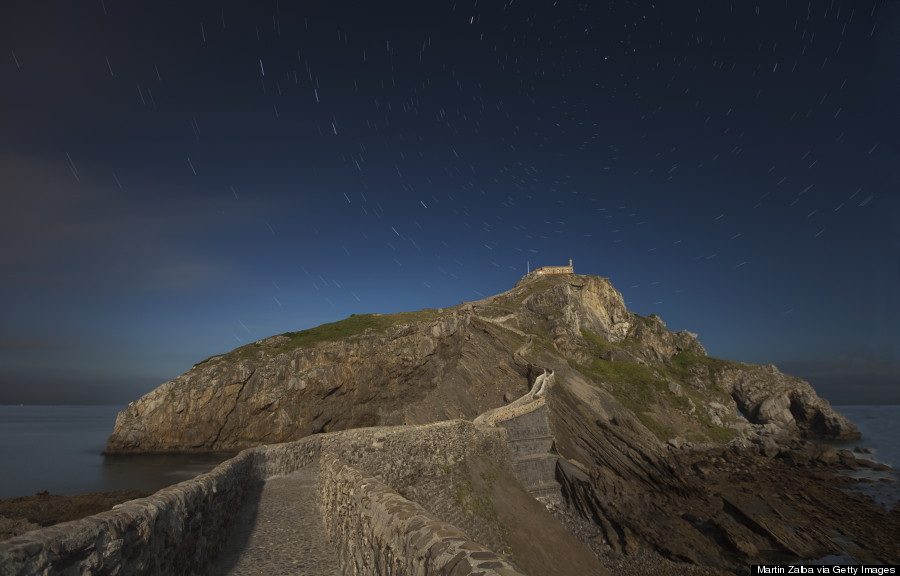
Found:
<box><xmin>509</xmin><ymin>436</ymin><xmax>554</xmax><ymax>458</ymax></box>
<box><xmin>527</xmin><ymin>481</ymin><xmax>563</xmax><ymax>505</ymax></box>
<box><xmin>527</xmin><ymin>480</ymin><xmax>563</xmax><ymax>495</ymax></box>
<box><xmin>527</xmin><ymin>480</ymin><xmax>562</xmax><ymax>491</ymax></box>
<box><xmin>514</xmin><ymin>452</ymin><xmax>559</xmax><ymax>464</ymax></box>
<box><xmin>513</xmin><ymin>454</ymin><xmax>558</xmax><ymax>489</ymax></box>
<box><xmin>508</xmin><ymin>434</ymin><xmax>556</xmax><ymax>442</ymax></box>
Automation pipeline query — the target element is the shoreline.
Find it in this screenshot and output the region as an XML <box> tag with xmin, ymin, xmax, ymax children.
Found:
<box><xmin>4</xmin><ymin>441</ymin><xmax>897</xmax><ymax>571</ymax></box>
<box><xmin>0</xmin><ymin>488</ymin><xmax>152</xmax><ymax>542</ymax></box>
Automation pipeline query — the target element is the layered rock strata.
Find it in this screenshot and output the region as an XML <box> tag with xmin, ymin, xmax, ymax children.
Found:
<box><xmin>108</xmin><ymin>275</ymin><xmax>856</xmax><ymax>454</ymax></box>
<box><xmin>100</xmin><ymin>273</ymin><xmax>884</xmax><ymax>573</ymax></box>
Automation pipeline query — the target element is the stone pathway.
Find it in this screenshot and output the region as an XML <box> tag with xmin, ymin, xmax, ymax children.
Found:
<box><xmin>212</xmin><ymin>464</ymin><xmax>341</xmax><ymax>576</ymax></box>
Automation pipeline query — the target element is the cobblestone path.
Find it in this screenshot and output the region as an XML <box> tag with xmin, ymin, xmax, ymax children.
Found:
<box><xmin>213</xmin><ymin>464</ymin><xmax>341</xmax><ymax>576</ymax></box>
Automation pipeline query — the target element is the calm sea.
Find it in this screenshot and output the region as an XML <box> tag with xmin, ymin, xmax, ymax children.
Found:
<box><xmin>0</xmin><ymin>405</ymin><xmax>232</xmax><ymax>500</ymax></box>
<box><xmin>827</xmin><ymin>405</ymin><xmax>900</xmax><ymax>510</ymax></box>
<box><xmin>0</xmin><ymin>404</ymin><xmax>897</xmax><ymax>503</ymax></box>
<box><xmin>830</xmin><ymin>405</ymin><xmax>900</xmax><ymax>468</ymax></box>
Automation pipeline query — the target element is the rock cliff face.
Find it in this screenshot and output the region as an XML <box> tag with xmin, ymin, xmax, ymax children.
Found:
<box><xmin>108</xmin><ymin>273</ymin><xmax>857</xmax><ymax>453</ymax></box>
<box><xmin>107</xmin><ymin>313</ymin><xmax>526</xmax><ymax>453</ymax></box>
<box><xmin>106</xmin><ymin>274</ymin><xmax>889</xmax><ymax>572</ymax></box>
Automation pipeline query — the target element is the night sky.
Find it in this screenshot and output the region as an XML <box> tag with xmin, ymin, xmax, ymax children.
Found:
<box><xmin>1</xmin><ymin>1</ymin><xmax>897</xmax><ymax>405</ymax></box>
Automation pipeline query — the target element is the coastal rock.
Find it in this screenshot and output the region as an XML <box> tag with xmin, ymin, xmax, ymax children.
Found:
<box><xmin>550</xmin><ymin>375</ymin><xmax>897</xmax><ymax>572</ymax></box>
<box><xmin>715</xmin><ymin>364</ymin><xmax>859</xmax><ymax>441</ymax></box>
<box><xmin>624</xmin><ymin>313</ymin><xmax>707</xmax><ymax>363</ymax></box>
<box><xmin>108</xmin><ymin>274</ymin><xmax>858</xmax><ymax>452</ymax></box>
<box><xmin>513</xmin><ymin>275</ymin><xmax>633</xmax><ymax>344</ymax></box>
<box><xmin>107</xmin><ymin>313</ymin><xmax>529</xmax><ymax>453</ymax></box>
<box><xmin>104</xmin><ymin>273</ymin><xmax>885</xmax><ymax>572</ymax></box>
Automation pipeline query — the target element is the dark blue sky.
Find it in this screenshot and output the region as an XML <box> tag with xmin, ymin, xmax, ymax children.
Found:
<box><xmin>1</xmin><ymin>1</ymin><xmax>897</xmax><ymax>405</ymax></box>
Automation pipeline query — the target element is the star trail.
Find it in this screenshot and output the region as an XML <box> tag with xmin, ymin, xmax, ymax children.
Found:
<box><xmin>0</xmin><ymin>1</ymin><xmax>897</xmax><ymax>404</ymax></box>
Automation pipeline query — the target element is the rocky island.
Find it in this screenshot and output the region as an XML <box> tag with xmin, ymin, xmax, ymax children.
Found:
<box><xmin>102</xmin><ymin>273</ymin><xmax>896</xmax><ymax>573</ymax></box>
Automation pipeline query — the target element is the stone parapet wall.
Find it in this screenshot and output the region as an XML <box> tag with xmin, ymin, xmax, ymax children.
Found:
<box><xmin>317</xmin><ymin>456</ymin><xmax>525</xmax><ymax>576</ymax></box>
<box><xmin>1</xmin><ymin>420</ymin><xmax>523</xmax><ymax>576</ymax></box>
<box><xmin>476</xmin><ymin>397</ymin><xmax>545</xmax><ymax>427</ymax></box>
<box><xmin>0</xmin><ymin>450</ymin><xmax>256</xmax><ymax>576</ymax></box>
<box><xmin>473</xmin><ymin>367</ymin><xmax>550</xmax><ymax>429</ymax></box>
<box><xmin>252</xmin><ymin>435</ymin><xmax>322</xmax><ymax>478</ymax></box>
<box><xmin>321</xmin><ymin>420</ymin><xmax>511</xmax><ymax>489</ymax></box>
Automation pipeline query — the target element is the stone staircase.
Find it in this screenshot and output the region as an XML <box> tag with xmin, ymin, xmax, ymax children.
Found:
<box><xmin>495</xmin><ymin>401</ymin><xmax>562</xmax><ymax>506</ymax></box>
<box><xmin>474</xmin><ymin>362</ymin><xmax>563</xmax><ymax>507</ymax></box>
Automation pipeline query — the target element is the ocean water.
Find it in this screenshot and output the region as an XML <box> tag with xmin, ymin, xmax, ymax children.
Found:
<box><xmin>0</xmin><ymin>405</ymin><xmax>232</xmax><ymax>500</ymax></box>
<box><xmin>828</xmin><ymin>405</ymin><xmax>900</xmax><ymax>510</ymax></box>
<box><xmin>831</xmin><ymin>405</ymin><xmax>900</xmax><ymax>468</ymax></box>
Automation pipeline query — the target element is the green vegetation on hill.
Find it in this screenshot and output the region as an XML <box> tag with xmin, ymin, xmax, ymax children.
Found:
<box><xmin>567</xmin><ymin>361</ymin><xmax>677</xmax><ymax>441</ymax></box>
<box><xmin>195</xmin><ymin>308</ymin><xmax>458</xmax><ymax>367</ymax></box>
<box><xmin>670</xmin><ymin>348</ymin><xmax>734</xmax><ymax>378</ymax></box>
<box><xmin>189</xmin><ymin>272</ymin><xmax>741</xmax><ymax>444</ymax></box>
<box><xmin>494</xmin><ymin>273</ymin><xmax>589</xmax><ymax>312</ymax></box>
<box><xmin>279</xmin><ymin>309</ymin><xmax>452</xmax><ymax>346</ymax></box>
<box><xmin>280</xmin><ymin>314</ymin><xmax>384</xmax><ymax>348</ymax></box>
<box><xmin>572</xmin><ymin>329</ymin><xmax>737</xmax><ymax>443</ymax></box>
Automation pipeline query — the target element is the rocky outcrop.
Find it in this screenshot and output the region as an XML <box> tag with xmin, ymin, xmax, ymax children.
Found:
<box><xmin>108</xmin><ymin>274</ymin><xmax>855</xmax><ymax>454</ymax></box>
<box><xmin>715</xmin><ymin>364</ymin><xmax>859</xmax><ymax>440</ymax></box>
<box><xmin>101</xmin><ymin>273</ymin><xmax>887</xmax><ymax>573</ymax></box>
<box><xmin>625</xmin><ymin>313</ymin><xmax>707</xmax><ymax>363</ymax></box>
<box><xmin>513</xmin><ymin>275</ymin><xmax>633</xmax><ymax>344</ymax></box>
<box><xmin>107</xmin><ymin>313</ymin><xmax>527</xmax><ymax>453</ymax></box>
<box><xmin>543</xmin><ymin>358</ymin><xmax>893</xmax><ymax>571</ymax></box>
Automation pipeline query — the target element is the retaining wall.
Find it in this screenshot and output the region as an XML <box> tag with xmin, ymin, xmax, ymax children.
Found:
<box><xmin>322</xmin><ymin>420</ymin><xmax>510</xmax><ymax>492</ymax></box>
<box><xmin>495</xmin><ymin>403</ymin><xmax>562</xmax><ymax>504</ymax></box>
<box><xmin>318</xmin><ymin>456</ymin><xmax>524</xmax><ymax>576</ymax></box>
<box><xmin>319</xmin><ymin>419</ymin><xmax>517</xmax><ymax>554</ymax></box>
<box><xmin>253</xmin><ymin>434</ymin><xmax>322</xmax><ymax>478</ymax></box>
<box><xmin>473</xmin><ymin>368</ymin><xmax>562</xmax><ymax>504</ymax></box>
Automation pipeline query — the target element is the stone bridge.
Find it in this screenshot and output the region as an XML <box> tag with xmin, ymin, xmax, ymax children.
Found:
<box><xmin>0</xmin><ymin>366</ymin><xmax>571</xmax><ymax>576</ymax></box>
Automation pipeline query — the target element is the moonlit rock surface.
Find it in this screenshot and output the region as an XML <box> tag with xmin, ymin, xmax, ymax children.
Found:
<box><xmin>106</xmin><ymin>274</ymin><xmax>857</xmax><ymax>454</ymax></box>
